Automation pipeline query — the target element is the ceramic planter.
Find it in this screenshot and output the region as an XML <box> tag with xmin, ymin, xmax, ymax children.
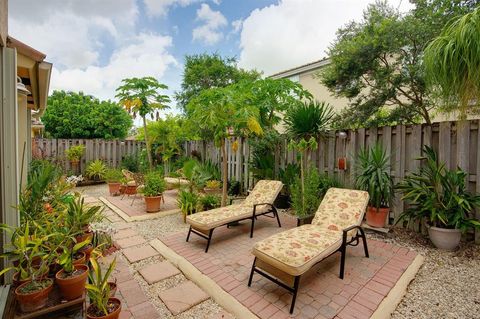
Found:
<box><xmin>144</xmin><ymin>195</ymin><xmax>162</xmax><ymax>213</ymax></box>
<box><xmin>107</xmin><ymin>182</ymin><xmax>121</xmax><ymax>196</ymax></box>
<box><xmin>15</xmin><ymin>278</ymin><xmax>53</xmax><ymax>312</ymax></box>
<box><xmin>427</xmin><ymin>225</ymin><xmax>461</xmax><ymax>251</ymax></box>
<box><xmin>86</xmin><ymin>297</ymin><xmax>122</xmax><ymax>319</ymax></box>
<box><xmin>366</xmin><ymin>206</ymin><xmax>389</xmax><ymax>228</ymax></box>
<box><xmin>55</xmin><ymin>264</ymin><xmax>89</xmax><ymax>301</ymax></box>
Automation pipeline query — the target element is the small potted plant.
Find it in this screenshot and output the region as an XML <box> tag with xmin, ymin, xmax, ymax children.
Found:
<box><xmin>397</xmin><ymin>146</ymin><xmax>480</xmax><ymax>250</ymax></box>
<box><xmin>142</xmin><ymin>171</ymin><xmax>166</xmax><ymax>213</ymax></box>
<box><xmin>355</xmin><ymin>143</ymin><xmax>393</xmax><ymax>228</ymax></box>
<box><xmin>204</xmin><ymin>180</ymin><xmax>221</xmax><ymax>195</ymax></box>
<box><xmin>65</xmin><ymin>145</ymin><xmax>85</xmax><ymax>167</ymax></box>
<box><xmin>86</xmin><ymin>257</ymin><xmax>122</xmax><ymax>319</ymax></box>
<box><xmin>55</xmin><ymin>240</ymin><xmax>90</xmax><ymax>301</ymax></box>
<box><xmin>198</xmin><ymin>194</ymin><xmax>220</xmax><ymax>212</ymax></box>
<box><xmin>15</xmin><ymin>271</ymin><xmax>54</xmax><ymax>312</ymax></box>
<box><xmin>85</xmin><ymin>160</ymin><xmax>107</xmax><ymax>182</ymax></box>
<box><xmin>65</xmin><ymin>197</ymin><xmax>103</xmax><ymax>244</ymax></box>
<box><xmin>105</xmin><ymin>168</ymin><xmax>124</xmax><ymax>196</ymax></box>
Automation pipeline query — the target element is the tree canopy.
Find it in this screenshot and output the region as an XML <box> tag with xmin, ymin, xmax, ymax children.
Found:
<box><xmin>42</xmin><ymin>90</ymin><xmax>132</xmax><ymax>139</ymax></box>
<box><xmin>175</xmin><ymin>53</ymin><xmax>260</xmax><ymax>113</ymax></box>
<box><xmin>321</xmin><ymin>0</ymin><xmax>476</xmax><ymax>128</ymax></box>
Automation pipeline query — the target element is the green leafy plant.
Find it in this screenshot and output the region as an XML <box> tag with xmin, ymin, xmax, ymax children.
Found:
<box><xmin>290</xmin><ymin>167</ymin><xmax>322</xmax><ymax>218</ymax></box>
<box><xmin>65</xmin><ymin>145</ymin><xmax>85</xmax><ymax>162</ymax></box>
<box><xmin>197</xmin><ymin>160</ymin><xmax>221</xmax><ymax>182</ymax></box>
<box><xmin>142</xmin><ymin>171</ymin><xmax>166</xmax><ymax>197</ymax></box>
<box><xmin>57</xmin><ymin>239</ymin><xmax>89</xmax><ymax>275</ymax></box>
<box><xmin>85</xmin><ymin>160</ymin><xmax>107</xmax><ymax>181</ymax></box>
<box><xmin>278</xmin><ymin>163</ymin><xmax>300</xmax><ymax>196</ymax></box>
<box><xmin>177</xmin><ymin>189</ymin><xmax>199</xmax><ymax>222</ymax></box>
<box><xmin>198</xmin><ymin>194</ymin><xmax>221</xmax><ymax>212</ymax></box>
<box><xmin>65</xmin><ymin>197</ymin><xmax>103</xmax><ymax>235</ymax></box>
<box><xmin>205</xmin><ymin>180</ymin><xmax>221</xmax><ymax>189</ymax></box>
<box><xmin>355</xmin><ymin>143</ymin><xmax>393</xmax><ymax>210</ymax></box>
<box><xmin>284</xmin><ymin>101</ymin><xmax>334</xmax><ymax>141</ymax></box>
<box><xmin>121</xmin><ymin>154</ymin><xmax>140</xmax><ymax>173</ymax></box>
<box><xmin>86</xmin><ymin>257</ymin><xmax>117</xmax><ymax>316</ymax></box>
<box><xmin>397</xmin><ymin>146</ymin><xmax>480</xmax><ymax>232</ymax></box>
<box><xmin>105</xmin><ymin>168</ymin><xmax>123</xmax><ymax>183</ymax></box>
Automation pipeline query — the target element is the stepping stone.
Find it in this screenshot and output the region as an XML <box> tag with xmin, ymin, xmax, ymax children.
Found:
<box><xmin>114</xmin><ymin>228</ymin><xmax>137</xmax><ymax>239</ymax></box>
<box><xmin>158</xmin><ymin>281</ymin><xmax>209</xmax><ymax>315</ymax></box>
<box><xmin>123</xmin><ymin>245</ymin><xmax>158</xmax><ymax>263</ymax></box>
<box><xmin>139</xmin><ymin>261</ymin><xmax>181</xmax><ymax>285</ymax></box>
<box><xmin>116</xmin><ymin>235</ymin><xmax>146</xmax><ymax>249</ymax></box>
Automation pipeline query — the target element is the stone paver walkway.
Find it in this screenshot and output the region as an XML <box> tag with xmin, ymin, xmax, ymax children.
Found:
<box><xmin>161</xmin><ymin>214</ymin><xmax>418</xmax><ymax>319</ymax></box>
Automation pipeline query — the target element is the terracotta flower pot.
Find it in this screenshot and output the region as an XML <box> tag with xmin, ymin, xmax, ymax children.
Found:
<box><xmin>72</xmin><ymin>251</ymin><xmax>86</xmax><ymax>265</ymax></box>
<box><xmin>76</xmin><ymin>230</ymin><xmax>94</xmax><ymax>244</ymax></box>
<box><xmin>119</xmin><ymin>185</ymin><xmax>126</xmax><ymax>194</ymax></box>
<box><xmin>55</xmin><ymin>264</ymin><xmax>89</xmax><ymax>301</ymax></box>
<box><xmin>125</xmin><ymin>185</ymin><xmax>137</xmax><ymax>195</ymax></box>
<box><xmin>366</xmin><ymin>206</ymin><xmax>389</xmax><ymax>228</ymax></box>
<box><xmin>427</xmin><ymin>225</ymin><xmax>461</xmax><ymax>251</ymax></box>
<box><xmin>203</xmin><ymin>188</ymin><xmax>221</xmax><ymax>195</ymax></box>
<box><xmin>80</xmin><ymin>244</ymin><xmax>94</xmax><ymax>262</ymax></box>
<box><xmin>13</xmin><ymin>266</ymin><xmax>49</xmax><ymax>287</ymax></box>
<box><xmin>144</xmin><ymin>195</ymin><xmax>162</xmax><ymax>213</ymax></box>
<box><xmin>108</xmin><ymin>182</ymin><xmax>121</xmax><ymax>196</ymax></box>
<box><xmin>15</xmin><ymin>278</ymin><xmax>53</xmax><ymax>312</ymax></box>
<box><xmin>87</xmin><ymin>297</ymin><xmax>122</xmax><ymax>319</ymax></box>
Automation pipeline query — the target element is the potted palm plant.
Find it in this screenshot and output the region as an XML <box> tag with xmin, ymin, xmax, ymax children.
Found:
<box><xmin>355</xmin><ymin>143</ymin><xmax>393</xmax><ymax>228</ymax></box>
<box><xmin>86</xmin><ymin>257</ymin><xmax>122</xmax><ymax>319</ymax></box>
<box><xmin>142</xmin><ymin>171</ymin><xmax>166</xmax><ymax>212</ymax></box>
<box><xmin>397</xmin><ymin>146</ymin><xmax>480</xmax><ymax>250</ymax></box>
<box><xmin>55</xmin><ymin>240</ymin><xmax>90</xmax><ymax>300</ymax></box>
<box><xmin>65</xmin><ymin>145</ymin><xmax>85</xmax><ymax>168</ymax></box>
<box><xmin>105</xmin><ymin>168</ymin><xmax>123</xmax><ymax>196</ymax></box>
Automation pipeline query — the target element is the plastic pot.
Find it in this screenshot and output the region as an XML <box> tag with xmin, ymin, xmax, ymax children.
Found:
<box><xmin>55</xmin><ymin>264</ymin><xmax>89</xmax><ymax>301</ymax></box>
<box><xmin>427</xmin><ymin>225</ymin><xmax>461</xmax><ymax>251</ymax></box>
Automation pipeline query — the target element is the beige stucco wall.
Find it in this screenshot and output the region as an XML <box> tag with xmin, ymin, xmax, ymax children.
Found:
<box><xmin>298</xmin><ymin>69</ymin><xmax>349</xmax><ymax>113</ymax></box>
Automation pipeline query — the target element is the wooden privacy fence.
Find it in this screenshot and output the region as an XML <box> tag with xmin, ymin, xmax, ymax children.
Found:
<box><xmin>32</xmin><ymin>138</ymin><xmax>145</xmax><ymax>174</ymax></box>
<box><xmin>185</xmin><ymin>119</ymin><xmax>480</xmax><ymax>231</ymax></box>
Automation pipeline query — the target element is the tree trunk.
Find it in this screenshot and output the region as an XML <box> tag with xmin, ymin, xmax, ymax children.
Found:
<box><xmin>221</xmin><ymin>139</ymin><xmax>228</xmax><ymax>207</ymax></box>
<box><xmin>142</xmin><ymin>116</ymin><xmax>153</xmax><ymax>170</ymax></box>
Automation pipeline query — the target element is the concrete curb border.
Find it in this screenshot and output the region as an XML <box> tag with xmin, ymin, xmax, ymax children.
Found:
<box><xmin>150</xmin><ymin>238</ymin><xmax>258</xmax><ymax>319</ymax></box>
<box><xmin>99</xmin><ymin>196</ymin><xmax>180</xmax><ymax>222</ymax></box>
<box><xmin>371</xmin><ymin>254</ymin><xmax>425</xmax><ymax>319</ymax></box>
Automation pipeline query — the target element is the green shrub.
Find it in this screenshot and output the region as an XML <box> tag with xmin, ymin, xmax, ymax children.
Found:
<box><xmin>290</xmin><ymin>167</ymin><xmax>322</xmax><ymax>218</ymax></box>
<box><xmin>121</xmin><ymin>154</ymin><xmax>139</xmax><ymax>172</ymax></box>
<box><xmin>198</xmin><ymin>194</ymin><xmax>220</xmax><ymax>212</ymax></box>
<box><xmin>197</xmin><ymin>160</ymin><xmax>221</xmax><ymax>181</ymax></box>
<box><xmin>85</xmin><ymin>160</ymin><xmax>107</xmax><ymax>180</ymax></box>
<box><xmin>104</xmin><ymin>168</ymin><xmax>123</xmax><ymax>183</ymax></box>
<box><xmin>177</xmin><ymin>189</ymin><xmax>199</xmax><ymax>222</ymax></box>
<box><xmin>278</xmin><ymin>163</ymin><xmax>300</xmax><ymax>195</ymax></box>
<box><xmin>142</xmin><ymin>172</ymin><xmax>166</xmax><ymax>197</ymax></box>
<box><xmin>65</xmin><ymin>145</ymin><xmax>85</xmax><ymax>161</ymax></box>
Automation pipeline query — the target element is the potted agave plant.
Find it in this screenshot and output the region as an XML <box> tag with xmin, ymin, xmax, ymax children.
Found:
<box><xmin>55</xmin><ymin>240</ymin><xmax>90</xmax><ymax>301</ymax></box>
<box><xmin>397</xmin><ymin>146</ymin><xmax>480</xmax><ymax>250</ymax></box>
<box><xmin>355</xmin><ymin>143</ymin><xmax>393</xmax><ymax>228</ymax></box>
<box><xmin>142</xmin><ymin>171</ymin><xmax>166</xmax><ymax>213</ymax></box>
<box><xmin>86</xmin><ymin>257</ymin><xmax>122</xmax><ymax>319</ymax></box>
<box><xmin>105</xmin><ymin>168</ymin><xmax>123</xmax><ymax>196</ymax></box>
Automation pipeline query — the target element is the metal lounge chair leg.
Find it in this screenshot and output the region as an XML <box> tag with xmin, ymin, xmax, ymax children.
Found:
<box><xmin>248</xmin><ymin>257</ymin><xmax>256</xmax><ymax>287</ymax></box>
<box><xmin>186</xmin><ymin>226</ymin><xmax>192</xmax><ymax>242</ymax></box>
<box><xmin>289</xmin><ymin>276</ymin><xmax>300</xmax><ymax>314</ymax></box>
<box><xmin>339</xmin><ymin>243</ymin><xmax>346</xmax><ymax>279</ymax></box>
<box><xmin>205</xmin><ymin>229</ymin><xmax>214</xmax><ymax>253</ymax></box>
<box><xmin>358</xmin><ymin>228</ymin><xmax>369</xmax><ymax>258</ymax></box>
<box><xmin>250</xmin><ymin>216</ymin><xmax>255</xmax><ymax>238</ymax></box>
<box><xmin>273</xmin><ymin>207</ymin><xmax>281</xmax><ymax>227</ymax></box>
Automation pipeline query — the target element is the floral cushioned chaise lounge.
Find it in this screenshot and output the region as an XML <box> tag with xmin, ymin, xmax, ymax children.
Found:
<box><xmin>186</xmin><ymin>180</ymin><xmax>283</xmax><ymax>252</ymax></box>
<box><xmin>248</xmin><ymin>187</ymin><xmax>370</xmax><ymax>313</ymax></box>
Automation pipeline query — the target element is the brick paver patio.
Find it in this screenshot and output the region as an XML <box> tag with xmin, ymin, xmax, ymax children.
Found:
<box><xmin>161</xmin><ymin>213</ymin><xmax>418</xmax><ymax>319</ymax></box>
<box><xmin>107</xmin><ymin>189</ymin><xmax>179</xmax><ymax>217</ymax></box>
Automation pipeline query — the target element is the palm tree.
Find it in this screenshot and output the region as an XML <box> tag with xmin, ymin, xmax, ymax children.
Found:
<box><xmin>116</xmin><ymin>77</ymin><xmax>170</xmax><ymax>169</ymax></box>
<box><xmin>424</xmin><ymin>7</ymin><xmax>480</xmax><ymax>118</ymax></box>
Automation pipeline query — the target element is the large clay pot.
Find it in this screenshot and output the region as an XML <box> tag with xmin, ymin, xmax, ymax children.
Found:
<box><xmin>144</xmin><ymin>196</ymin><xmax>162</xmax><ymax>213</ymax></box>
<box><xmin>427</xmin><ymin>225</ymin><xmax>461</xmax><ymax>251</ymax></box>
<box><xmin>87</xmin><ymin>297</ymin><xmax>122</xmax><ymax>319</ymax></box>
<box><xmin>55</xmin><ymin>264</ymin><xmax>89</xmax><ymax>301</ymax></box>
<box><xmin>15</xmin><ymin>278</ymin><xmax>53</xmax><ymax>312</ymax></box>
<box><xmin>108</xmin><ymin>182</ymin><xmax>121</xmax><ymax>196</ymax></box>
<box><xmin>366</xmin><ymin>206</ymin><xmax>389</xmax><ymax>228</ymax></box>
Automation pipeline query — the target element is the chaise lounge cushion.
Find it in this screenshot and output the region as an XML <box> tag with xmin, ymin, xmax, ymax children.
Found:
<box><xmin>187</xmin><ymin>180</ymin><xmax>283</xmax><ymax>231</ymax></box>
<box><xmin>252</xmin><ymin>225</ymin><xmax>342</xmax><ymax>276</ymax></box>
<box><xmin>252</xmin><ymin>188</ymin><xmax>369</xmax><ymax>276</ymax></box>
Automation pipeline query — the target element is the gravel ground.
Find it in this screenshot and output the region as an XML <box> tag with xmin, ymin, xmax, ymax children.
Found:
<box><xmin>367</xmin><ymin>228</ymin><xmax>480</xmax><ymax>319</ymax></box>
